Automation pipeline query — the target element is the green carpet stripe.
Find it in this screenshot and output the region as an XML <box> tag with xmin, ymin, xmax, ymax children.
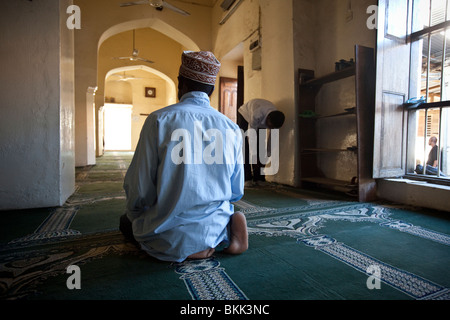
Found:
<box><xmin>37</xmin><ymin>207</ymin><xmax>78</xmax><ymax>233</ymax></box>
<box><xmin>175</xmin><ymin>258</ymin><xmax>248</xmax><ymax>300</ymax></box>
<box><xmin>381</xmin><ymin>220</ymin><xmax>450</xmax><ymax>246</ymax></box>
<box><xmin>8</xmin><ymin>206</ymin><xmax>82</xmax><ymax>245</ymax></box>
<box><xmin>301</xmin><ymin>235</ymin><xmax>449</xmax><ymax>300</ymax></box>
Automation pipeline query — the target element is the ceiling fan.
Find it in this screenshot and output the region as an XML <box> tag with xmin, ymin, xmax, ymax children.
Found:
<box><xmin>112</xmin><ymin>30</ymin><xmax>154</xmax><ymax>64</ymax></box>
<box><xmin>119</xmin><ymin>0</ymin><xmax>190</xmax><ymax>16</ymax></box>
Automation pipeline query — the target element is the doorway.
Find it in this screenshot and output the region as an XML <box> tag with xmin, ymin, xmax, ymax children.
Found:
<box><xmin>220</xmin><ymin>77</ymin><xmax>238</xmax><ymax>123</ymax></box>
<box><xmin>219</xmin><ymin>43</ymin><xmax>244</xmax><ymax>122</ymax></box>
<box><xmin>103</xmin><ymin>104</ymin><xmax>132</xmax><ymax>151</ymax></box>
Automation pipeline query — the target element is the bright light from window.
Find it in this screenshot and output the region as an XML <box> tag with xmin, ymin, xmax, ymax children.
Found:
<box><xmin>103</xmin><ymin>104</ymin><xmax>132</xmax><ymax>151</ymax></box>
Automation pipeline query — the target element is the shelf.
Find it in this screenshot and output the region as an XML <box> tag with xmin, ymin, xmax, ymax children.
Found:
<box><xmin>301</xmin><ymin>177</ymin><xmax>358</xmax><ymax>189</ymax></box>
<box><xmin>299</xmin><ymin>108</ymin><xmax>356</xmax><ymax>120</ymax></box>
<box><xmin>300</xmin><ymin>111</ymin><xmax>356</xmax><ymax>120</ymax></box>
<box><xmin>302</xmin><ymin>147</ymin><xmax>357</xmax><ymax>154</ymax></box>
<box><xmin>317</xmin><ymin>107</ymin><xmax>356</xmax><ymax>119</ymax></box>
<box><xmin>300</xmin><ymin>66</ymin><xmax>356</xmax><ymax>88</ymax></box>
<box><xmin>298</xmin><ymin>45</ymin><xmax>376</xmax><ymax>202</ymax></box>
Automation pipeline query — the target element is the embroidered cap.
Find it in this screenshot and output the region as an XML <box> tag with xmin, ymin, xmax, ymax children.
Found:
<box><xmin>179</xmin><ymin>51</ymin><xmax>221</xmax><ymax>85</ymax></box>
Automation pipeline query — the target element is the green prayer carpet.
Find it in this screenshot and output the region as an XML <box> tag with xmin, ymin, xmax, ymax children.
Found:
<box><xmin>1</xmin><ymin>152</ymin><xmax>449</xmax><ymax>302</ymax></box>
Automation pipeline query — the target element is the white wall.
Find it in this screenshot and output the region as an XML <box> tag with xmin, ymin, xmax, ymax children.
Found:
<box><xmin>60</xmin><ymin>0</ymin><xmax>77</xmax><ymax>205</ymax></box>
<box><xmin>211</xmin><ymin>0</ymin><xmax>262</xmax><ymax>106</ymax></box>
<box><xmin>260</xmin><ymin>0</ymin><xmax>302</xmax><ymax>186</ymax></box>
<box><xmin>0</xmin><ymin>0</ymin><xmax>75</xmax><ymax>210</ymax></box>
<box><xmin>129</xmin><ymin>76</ymin><xmax>172</xmax><ymax>150</ymax></box>
<box><xmin>378</xmin><ymin>179</ymin><xmax>450</xmax><ymax>212</ymax></box>
<box><xmin>212</xmin><ymin>0</ymin><xmax>299</xmax><ymax>186</ymax></box>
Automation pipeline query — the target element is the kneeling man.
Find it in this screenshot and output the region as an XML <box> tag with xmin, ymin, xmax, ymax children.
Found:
<box><xmin>120</xmin><ymin>51</ymin><xmax>248</xmax><ymax>262</ymax></box>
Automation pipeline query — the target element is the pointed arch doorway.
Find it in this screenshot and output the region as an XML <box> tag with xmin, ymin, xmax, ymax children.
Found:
<box><xmin>100</xmin><ymin>65</ymin><xmax>177</xmax><ymax>152</ymax></box>
<box><xmin>96</xmin><ymin>19</ymin><xmax>201</xmax><ymax>156</ymax></box>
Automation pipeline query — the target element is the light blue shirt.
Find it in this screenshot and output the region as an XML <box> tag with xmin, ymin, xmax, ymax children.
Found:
<box><xmin>123</xmin><ymin>91</ymin><xmax>244</xmax><ymax>262</ymax></box>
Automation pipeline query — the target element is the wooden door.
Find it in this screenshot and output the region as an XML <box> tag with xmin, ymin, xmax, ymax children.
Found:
<box><xmin>373</xmin><ymin>0</ymin><xmax>411</xmax><ymax>178</ymax></box>
<box><xmin>219</xmin><ymin>77</ymin><xmax>238</xmax><ymax>123</ymax></box>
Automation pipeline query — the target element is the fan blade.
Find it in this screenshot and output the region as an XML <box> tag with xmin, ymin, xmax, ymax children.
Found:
<box><xmin>135</xmin><ymin>57</ymin><xmax>155</xmax><ymax>63</ymax></box>
<box><xmin>163</xmin><ymin>1</ymin><xmax>190</xmax><ymax>16</ymax></box>
<box><xmin>120</xmin><ymin>0</ymin><xmax>149</xmax><ymax>7</ymax></box>
<box><xmin>112</xmin><ymin>56</ymin><xmax>154</xmax><ymax>63</ymax></box>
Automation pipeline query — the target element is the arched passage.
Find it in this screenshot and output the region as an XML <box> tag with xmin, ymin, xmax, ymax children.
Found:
<box><xmin>105</xmin><ymin>65</ymin><xmax>177</xmax><ymax>105</ymax></box>
<box><xmin>95</xmin><ymin>19</ymin><xmax>200</xmax><ymax>155</ymax></box>
<box><xmin>99</xmin><ymin>65</ymin><xmax>177</xmax><ymax>152</ymax></box>
<box><xmin>98</xmin><ymin>18</ymin><xmax>200</xmax><ymax>52</ymax></box>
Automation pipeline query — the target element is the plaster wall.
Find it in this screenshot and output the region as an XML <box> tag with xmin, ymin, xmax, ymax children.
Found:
<box><xmin>211</xmin><ymin>0</ymin><xmax>260</xmax><ymax>60</ymax></box>
<box><xmin>314</xmin><ymin>0</ymin><xmax>377</xmax><ymax>78</ymax></box>
<box><xmin>220</xmin><ymin>48</ymin><xmax>244</xmax><ymax>79</ymax></box>
<box><xmin>259</xmin><ymin>0</ymin><xmax>297</xmax><ymax>186</ymax></box>
<box><xmin>377</xmin><ymin>179</ymin><xmax>450</xmax><ymax>212</ymax></box>
<box><xmin>105</xmin><ymin>81</ymin><xmax>133</xmax><ymax>105</ymax></box>
<box><xmin>212</xmin><ymin>0</ymin><xmax>261</xmax><ymax>103</ymax></box>
<box><xmin>0</xmin><ymin>0</ymin><xmax>75</xmax><ymax>210</ymax></box>
<box><xmin>128</xmin><ymin>73</ymin><xmax>174</xmax><ymax>150</ymax></box>
<box><xmin>60</xmin><ymin>0</ymin><xmax>77</xmax><ymax>205</ymax></box>
<box><xmin>212</xmin><ymin>0</ymin><xmax>299</xmax><ymax>186</ymax></box>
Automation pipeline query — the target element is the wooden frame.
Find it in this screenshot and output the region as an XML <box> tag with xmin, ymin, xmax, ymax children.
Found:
<box><xmin>219</xmin><ymin>77</ymin><xmax>238</xmax><ymax>123</ymax></box>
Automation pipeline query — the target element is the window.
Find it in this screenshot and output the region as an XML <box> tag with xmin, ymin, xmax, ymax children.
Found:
<box><xmin>408</xmin><ymin>0</ymin><xmax>450</xmax><ymax>182</ymax></box>
<box><xmin>373</xmin><ymin>0</ymin><xmax>449</xmax><ymax>185</ymax></box>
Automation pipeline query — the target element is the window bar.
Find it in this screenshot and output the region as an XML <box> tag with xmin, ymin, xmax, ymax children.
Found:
<box><xmin>428</xmin><ymin>0</ymin><xmax>433</xmax><ymax>28</ymax></box>
<box><xmin>425</xmin><ymin>0</ymin><xmax>432</xmax><ymax>102</ymax></box>
<box><xmin>438</xmin><ymin>1</ymin><xmax>448</xmax><ymax>177</ymax></box>
<box><xmin>426</xmin><ymin>34</ymin><xmax>431</xmax><ymax>102</ymax></box>
<box><xmin>447</xmin><ymin>0</ymin><xmax>449</xmax><ymax>21</ymax></box>
<box><xmin>438</xmin><ymin>108</ymin><xmax>443</xmax><ymax>177</ymax></box>
<box><xmin>422</xmin><ymin>2</ymin><xmax>433</xmax><ymax>176</ymax></box>
<box><xmin>426</xmin><ymin>0</ymin><xmax>432</xmax><ymax>103</ymax></box>
<box><xmin>423</xmin><ymin>109</ymin><xmax>429</xmax><ymax>175</ymax></box>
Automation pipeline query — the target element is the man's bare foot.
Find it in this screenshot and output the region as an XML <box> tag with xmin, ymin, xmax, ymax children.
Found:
<box><xmin>187</xmin><ymin>248</ymin><xmax>215</xmax><ymax>260</ymax></box>
<box><xmin>223</xmin><ymin>211</ymin><xmax>248</xmax><ymax>255</ymax></box>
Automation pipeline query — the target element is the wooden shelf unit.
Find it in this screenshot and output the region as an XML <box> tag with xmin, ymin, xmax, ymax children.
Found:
<box><xmin>298</xmin><ymin>45</ymin><xmax>377</xmax><ymax>202</ymax></box>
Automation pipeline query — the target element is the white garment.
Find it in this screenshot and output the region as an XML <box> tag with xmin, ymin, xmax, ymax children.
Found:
<box><xmin>238</xmin><ymin>99</ymin><xmax>277</xmax><ymax>162</ymax></box>
<box><xmin>238</xmin><ymin>99</ymin><xmax>277</xmax><ymax>130</ymax></box>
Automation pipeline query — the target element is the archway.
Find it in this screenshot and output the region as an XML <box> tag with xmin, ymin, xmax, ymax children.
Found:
<box><xmin>98</xmin><ymin>18</ymin><xmax>200</xmax><ymax>52</ymax></box>
<box><xmin>95</xmin><ymin>19</ymin><xmax>201</xmax><ymax>155</ymax></box>
<box><xmin>104</xmin><ymin>65</ymin><xmax>177</xmax><ymax>105</ymax></box>
<box><xmin>99</xmin><ymin>65</ymin><xmax>177</xmax><ymax>152</ymax></box>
